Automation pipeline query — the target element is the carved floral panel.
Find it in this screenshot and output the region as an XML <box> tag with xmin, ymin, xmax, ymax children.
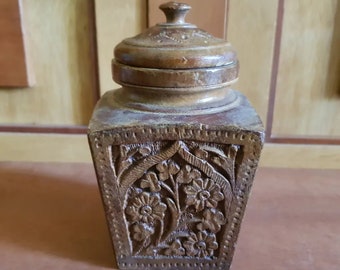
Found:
<box><xmin>110</xmin><ymin>140</ymin><xmax>243</xmax><ymax>259</ymax></box>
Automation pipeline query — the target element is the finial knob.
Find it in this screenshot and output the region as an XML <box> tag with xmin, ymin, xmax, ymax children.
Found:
<box><xmin>159</xmin><ymin>2</ymin><xmax>191</xmax><ymax>24</ymax></box>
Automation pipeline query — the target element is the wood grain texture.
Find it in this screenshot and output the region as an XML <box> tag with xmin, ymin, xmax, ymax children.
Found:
<box><xmin>227</xmin><ymin>0</ymin><xmax>278</xmax><ymax>124</ymax></box>
<box><xmin>95</xmin><ymin>0</ymin><xmax>147</xmax><ymax>95</ymax></box>
<box><xmin>0</xmin><ymin>0</ymin><xmax>33</xmax><ymax>87</ymax></box>
<box><xmin>272</xmin><ymin>0</ymin><xmax>340</xmax><ymax>138</ymax></box>
<box><xmin>1</xmin><ymin>134</ymin><xmax>339</xmax><ymax>169</ymax></box>
<box><xmin>0</xmin><ymin>0</ymin><xmax>96</xmax><ymax>125</ymax></box>
<box><xmin>148</xmin><ymin>0</ymin><xmax>227</xmax><ymax>39</ymax></box>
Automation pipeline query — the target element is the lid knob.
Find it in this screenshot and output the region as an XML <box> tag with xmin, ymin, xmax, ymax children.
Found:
<box><xmin>159</xmin><ymin>2</ymin><xmax>191</xmax><ymax>24</ymax></box>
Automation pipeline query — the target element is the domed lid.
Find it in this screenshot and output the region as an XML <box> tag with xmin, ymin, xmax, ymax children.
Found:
<box><xmin>112</xmin><ymin>1</ymin><xmax>239</xmax><ymax>89</ymax></box>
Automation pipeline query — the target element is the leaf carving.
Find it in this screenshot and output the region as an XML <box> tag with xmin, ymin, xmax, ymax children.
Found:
<box><xmin>119</xmin><ymin>141</ymin><xmax>182</xmax><ymax>195</ymax></box>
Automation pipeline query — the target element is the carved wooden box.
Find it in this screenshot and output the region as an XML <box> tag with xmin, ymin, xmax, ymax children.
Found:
<box><xmin>88</xmin><ymin>2</ymin><xmax>264</xmax><ymax>269</ymax></box>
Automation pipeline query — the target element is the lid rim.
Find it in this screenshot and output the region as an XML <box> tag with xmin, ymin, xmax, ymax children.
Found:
<box><xmin>114</xmin><ymin>42</ymin><xmax>237</xmax><ymax>69</ymax></box>
<box><xmin>112</xmin><ymin>60</ymin><xmax>239</xmax><ymax>89</ymax></box>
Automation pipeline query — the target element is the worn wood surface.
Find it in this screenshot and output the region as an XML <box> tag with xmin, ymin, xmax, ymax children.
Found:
<box><xmin>0</xmin><ymin>163</ymin><xmax>339</xmax><ymax>269</ymax></box>
<box><xmin>272</xmin><ymin>0</ymin><xmax>340</xmax><ymax>138</ymax></box>
<box><xmin>0</xmin><ymin>0</ymin><xmax>96</xmax><ymax>125</ymax></box>
<box><xmin>148</xmin><ymin>0</ymin><xmax>227</xmax><ymax>39</ymax></box>
<box><xmin>0</xmin><ymin>0</ymin><xmax>33</xmax><ymax>87</ymax></box>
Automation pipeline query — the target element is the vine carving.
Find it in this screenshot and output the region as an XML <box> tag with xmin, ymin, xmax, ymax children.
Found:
<box><xmin>110</xmin><ymin>140</ymin><xmax>242</xmax><ymax>259</ymax></box>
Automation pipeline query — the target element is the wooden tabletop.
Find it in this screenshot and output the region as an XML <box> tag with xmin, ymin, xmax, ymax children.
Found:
<box><xmin>0</xmin><ymin>162</ymin><xmax>339</xmax><ymax>270</ymax></box>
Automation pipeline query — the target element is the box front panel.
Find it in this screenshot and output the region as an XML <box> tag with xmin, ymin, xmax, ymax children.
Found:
<box><xmin>89</xmin><ymin>126</ymin><xmax>262</xmax><ymax>269</ymax></box>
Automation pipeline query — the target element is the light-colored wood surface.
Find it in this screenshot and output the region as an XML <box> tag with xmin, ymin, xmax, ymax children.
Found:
<box><xmin>227</xmin><ymin>0</ymin><xmax>278</xmax><ymax>124</ymax></box>
<box><xmin>1</xmin><ymin>133</ymin><xmax>340</xmax><ymax>169</ymax></box>
<box><xmin>0</xmin><ymin>133</ymin><xmax>91</xmax><ymax>163</ymax></box>
<box><xmin>0</xmin><ymin>0</ymin><xmax>95</xmax><ymax>125</ymax></box>
<box><xmin>95</xmin><ymin>0</ymin><xmax>147</xmax><ymax>95</ymax></box>
<box><xmin>1</xmin><ymin>0</ymin><xmax>339</xmax><ymax>169</ymax></box>
<box><xmin>148</xmin><ymin>0</ymin><xmax>227</xmax><ymax>39</ymax></box>
<box><xmin>272</xmin><ymin>0</ymin><xmax>340</xmax><ymax>138</ymax></box>
<box><xmin>261</xmin><ymin>143</ymin><xmax>340</xmax><ymax>169</ymax></box>
<box><xmin>0</xmin><ymin>163</ymin><xmax>339</xmax><ymax>269</ymax></box>
<box><xmin>0</xmin><ymin>0</ymin><xmax>33</xmax><ymax>87</ymax></box>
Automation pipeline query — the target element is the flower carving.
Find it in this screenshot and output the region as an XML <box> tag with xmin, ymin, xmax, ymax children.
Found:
<box><xmin>197</xmin><ymin>208</ymin><xmax>226</xmax><ymax>233</ymax></box>
<box><xmin>164</xmin><ymin>239</ymin><xmax>185</xmax><ymax>256</ymax></box>
<box><xmin>140</xmin><ymin>172</ymin><xmax>161</xmax><ymax>192</ymax></box>
<box><xmin>131</xmin><ymin>223</ymin><xmax>154</xmax><ymax>242</ymax></box>
<box><xmin>120</xmin><ymin>141</ymin><xmax>238</xmax><ymax>257</ymax></box>
<box><xmin>156</xmin><ymin>161</ymin><xmax>180</xmax><ymax>181</ymax></box>
<box><xmin>184</xmin><ymin>178</ymin><xmax>224</xmax><ymax>212</ymax></box>
<box><xmin>183</xmin><ymin>231</ymin><xmax>218</xmax><ymax>258</ymax></box>
<box><xmin>176</xmin><ymin>165</ymin><xmax>202</xmax><ymax>184</ymax></box>
<box><xmin>126</xmin><ymin>192</ymin><xmax>167</xmax><ymax>224</ymax></box>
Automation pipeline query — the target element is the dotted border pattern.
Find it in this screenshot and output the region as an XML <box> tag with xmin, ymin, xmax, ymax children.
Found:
<box><xmin>89</xmin><ymin>126</ymin><xmax>263</xmax><ymax>269</ymax></box>
<box><xmin>220</xmin><ymin>155</ymin><xmax>260</xmax><ymax>262</ymax></box>
<box><xmin>90</xmin><ymin>136</ymin><xmax>129</xmax><ymax>257</ymax></box>
<box><xmin>117</xmin><ymin>260</ymin><xmax>229</xmax><ymax>270</ymax></box>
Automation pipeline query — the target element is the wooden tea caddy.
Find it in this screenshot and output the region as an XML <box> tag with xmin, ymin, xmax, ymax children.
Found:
<box><xmin>88</xmin><ymin>2</ymin><xmax>264</xmax><ymax>269</ymax></box>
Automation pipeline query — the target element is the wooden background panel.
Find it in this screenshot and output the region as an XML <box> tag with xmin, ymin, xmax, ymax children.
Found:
<box><xmin>148</xmin><ymin>0</ymin><xmax>227</xmax><ymax>39</ymax></box>
<box><xmin>95</xmin><ymin>0</ymin><xmax>147</xmax><ymax>95</ymax></box>
<box><xmin>0</xmin><ymin>133</ymin><xmax>91</xmax><ymax>163</ymax></box>
<box><xmin>0</xmin><ymin>0</ymin><xmax>33</xmax><ymax>87</ymax></box>
<box><xmin>1</xmin><ymin>133</ymin><xmax>340</xmax><ymax>169</ymax></box>
<box><xmin>327</xmin><ymin>1</ymin><xmax>340</xmax><ymax>101</ymax></box>
<box><xmin>227</xmin><ymin>0</ymin><xmax>278</xmax><ymax>124</ymax></box>
<box><xmin>272</xmin><ymin>0</ymin><xmax>340</xmax><ymax>138</ymax></box>
<box><xmin>0</xmin><ymin>0</ymin><xmax>96</xmax><ymax>126</ymax></box>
